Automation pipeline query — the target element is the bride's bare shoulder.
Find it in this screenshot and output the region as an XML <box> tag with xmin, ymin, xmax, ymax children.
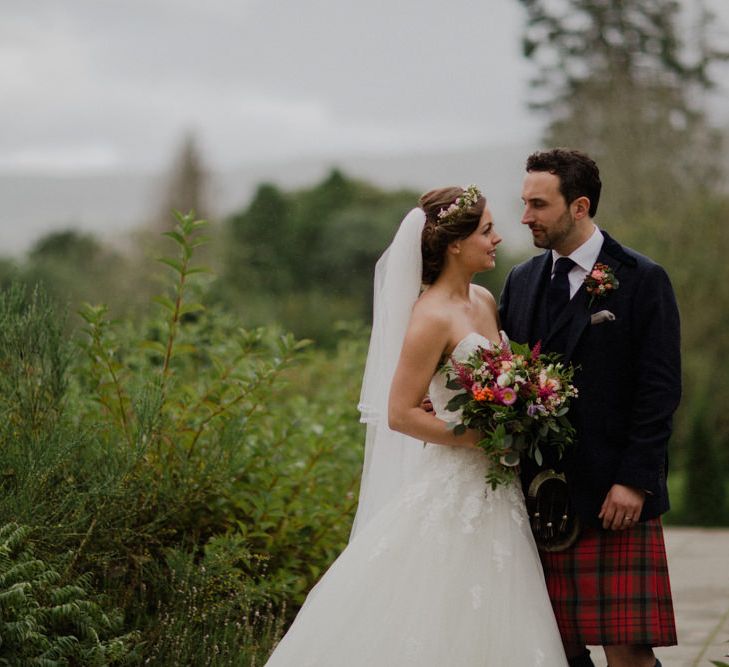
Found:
<box><xmin>409</xmin><ymin>289</ymin><xmax>451</xmax><ymax>332</ymax></box>
<box><xmin>470</xmin><ymin>283</ymin><xmax>497</xmax><ymax>307</ymax></box>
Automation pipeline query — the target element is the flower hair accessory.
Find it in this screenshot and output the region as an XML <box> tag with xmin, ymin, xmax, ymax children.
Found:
<box><xmin>584</xmin><ymin>262</ymin><xmax>619</xmax><ymax>306</ymax></box>
<box><xmin>436</xmin><ymin>185</ymin><xmax>482</xmax><ymax>225</ymax></box>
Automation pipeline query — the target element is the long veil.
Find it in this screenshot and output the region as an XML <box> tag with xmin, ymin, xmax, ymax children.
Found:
<box><xmin>350</xmin><ymin>207</ymin><xmax>428</xmax><ymax>539</ymax></box>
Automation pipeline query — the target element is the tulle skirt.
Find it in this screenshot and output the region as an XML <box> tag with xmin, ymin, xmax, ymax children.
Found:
<box><xmin>265</xmin><ymin>445</ymin><xmax>567</xmax><ymax>666</ymax></box>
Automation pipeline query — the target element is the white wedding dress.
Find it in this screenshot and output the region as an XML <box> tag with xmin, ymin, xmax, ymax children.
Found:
<box><xmin>265</xmin><ymin>333</ymin><xmax>568</xmax><ymax>666</ymax></box>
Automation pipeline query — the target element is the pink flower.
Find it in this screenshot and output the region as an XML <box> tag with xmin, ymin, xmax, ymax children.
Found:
<box><xmin>500</xmin><ymin>387</ymin><xmax>517</xmax><ymax>405</ymax></box>
<box><xmin>538</xmin><ymin>386</ymin><xmax>554</xmax><ymax>400</ymax></box>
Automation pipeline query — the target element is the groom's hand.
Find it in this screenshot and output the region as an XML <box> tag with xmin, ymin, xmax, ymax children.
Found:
<box><xmin>598</xmin><ymin>484</ymin><xmax>646</xmax><ymax>530</ymax></box>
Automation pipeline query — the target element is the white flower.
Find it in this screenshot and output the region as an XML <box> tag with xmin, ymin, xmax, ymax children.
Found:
<box><xmin>497</xmin><ymin>372</ymin><xmax>511</xmax><ymax>387</ymax></box>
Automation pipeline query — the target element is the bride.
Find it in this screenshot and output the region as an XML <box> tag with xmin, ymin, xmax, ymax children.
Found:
<box><xmin>265</xmin><ymin>186</ymin><xmax>568</xmax><ymax>666</ymax></box>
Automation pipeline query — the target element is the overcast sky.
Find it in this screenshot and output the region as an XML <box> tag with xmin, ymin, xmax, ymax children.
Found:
<box><xmin>3</xmin><ymin>0</ymin><xmax>725</xmax><ymax>177</ymax></box>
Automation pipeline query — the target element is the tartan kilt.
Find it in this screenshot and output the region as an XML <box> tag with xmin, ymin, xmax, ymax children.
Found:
<box><xmin>540</xmin><ymin>517</ymin><xmax>677</xmax><ymax>647</ymax></box>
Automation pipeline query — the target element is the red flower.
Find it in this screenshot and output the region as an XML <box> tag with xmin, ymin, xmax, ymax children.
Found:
<box><xmin>451</xmin><ymin>358</ymin><xmax>474</xmax><ymax>390</ymax></box>
<box><xmin>584</xmin><ymin>262</ymin><xmax>619</xmax><ymax>306</ymax></box>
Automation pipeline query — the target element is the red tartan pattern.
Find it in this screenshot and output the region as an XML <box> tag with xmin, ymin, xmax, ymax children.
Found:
<box><xmin>540</xmin><ymin>518</ymin><xmax>677</xmax><ymax>647</ymax></box>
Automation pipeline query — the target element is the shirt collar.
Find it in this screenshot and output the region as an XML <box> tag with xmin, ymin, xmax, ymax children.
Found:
<box><xmin>551</xmin><ymin>225</ymin><xmax>604</xmax><ymax>274</ymax></box>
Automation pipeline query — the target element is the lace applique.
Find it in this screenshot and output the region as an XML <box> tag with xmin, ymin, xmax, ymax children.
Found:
<box><xmin>470</xmin><ymin>584</ymin><xmax>484</xmax><ymax>610</ymax></box>
<box><xmin>459</xmin><ymin>492</ymin><xmax>483</xmax><ymax>533</ymax></box>
<box><xmin>511</xmin><ymin>507</ymin><xmax>525</xmax><ymax>527</ymax></box>
<box><xmin>419</xmin><ymin>460</ymin><xmax>460</xmax><ymax>537</ymax></box>
<box><xmin>404</xmin><ymin>636</ymin><xmax>423</xmax><ymax>661</ymax></box>
<box><xmin>491</xmin><ymin>539</ymin><xmax>512</xmax><ymax>572</ymax></box>
<box><xmin>402</xmin><ymin>480</ymin><xmax>427</xmax><ymax>507</ymax></box>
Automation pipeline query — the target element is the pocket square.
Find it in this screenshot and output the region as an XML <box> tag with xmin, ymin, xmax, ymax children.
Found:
<box><xmin>590</xmin><ymin>310</ymin><xmax>616</xmax><ymax>325</ymax></box>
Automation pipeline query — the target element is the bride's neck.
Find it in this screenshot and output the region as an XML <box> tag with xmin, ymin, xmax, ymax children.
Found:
<box><xmin>433</xmin><ymin>265</ymin><xmax>474</xmax><ymax>302</ymax></box>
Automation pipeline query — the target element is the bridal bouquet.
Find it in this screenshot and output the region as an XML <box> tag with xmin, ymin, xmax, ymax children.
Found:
<box><xmin>442</xmin><ymin>340</ymin><xmax>578</xmax><ymax>489</ymax></box>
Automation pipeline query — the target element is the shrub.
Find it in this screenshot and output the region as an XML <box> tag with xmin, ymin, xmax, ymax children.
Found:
<box><xmin>0</xmin><ymin>212</ymin><xmax>367</xmax><ymax>661</ymax></box>
<box><xmin>0</xmin><ymin>522</ymin><xmax>139</xmax><ymax>665</ymax></box>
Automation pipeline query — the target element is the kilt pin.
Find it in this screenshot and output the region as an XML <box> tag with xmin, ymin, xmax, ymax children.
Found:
<box><xmin>500</xmin><ymin>231</ymin><xmax>680</xmax><ymax>647</ymax></box>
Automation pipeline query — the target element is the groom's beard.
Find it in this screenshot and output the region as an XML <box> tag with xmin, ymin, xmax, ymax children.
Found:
<box><xmin>531</xmin><ymin>209</ymin><xmax>576</xmax><ymax>250</ymax></box>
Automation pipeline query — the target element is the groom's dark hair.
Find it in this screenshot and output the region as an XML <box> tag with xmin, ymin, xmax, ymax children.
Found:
<box><xmin>526</xmin><ymin>148</ymin><xmax>601</xmax><ymax>217</ymax></box>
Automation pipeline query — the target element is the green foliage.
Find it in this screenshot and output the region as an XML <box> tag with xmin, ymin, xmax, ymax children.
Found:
<box><xmin>0</xmin><ymin>210</ymin><xmax>369</xmax><ymax>662</ymax></box>
<box><xmin>22</xmin><ymin>231</ymin><xmax>130</xmax><ymax>323</ymax></box>
<box><xmin>0</xmin><ymin>522</ymin><xmax>139</xmax><ymax>665</ymax></box>
<box><xmin>0</xmin><ymin>283</ymin><xmax>70</xmax><ymax>442</ymax></box>
<box><xmin>0</xmin><ymin>257</ymin><xmax>19</xmax><ymax>290</ymax></box>
<box><xmin>682</xmin><ymin>391</ymin><xmax>728</xmax><ymax>526</ymax></box>
<box><xmin>218</xmin><ymin>170</ymin><xmax>419</xmax><ymax>344</ymax></box>
<box><xmin>143</xmin><ymin>547</ymin><xmax>285</xmax><ymax>665</ymax></box>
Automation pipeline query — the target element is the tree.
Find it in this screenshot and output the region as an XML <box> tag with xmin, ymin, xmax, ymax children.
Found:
<box><xmin>518</xmin><ymin>0</ymin><xmax>728</xmax><ymax>217</ymax></box>
<box><xmin>22</xmin><ymin>229</ymin><xmax>129</xmax><ymax>320</ymax></box>
<box><xmin>217</xmin><ymin>170</ymin><xmax>420</xmax><ymax>344</ymax></box>
<box><xmin>156</xmin><ymin>132</ymin><xmax>209</xmax><ymax>230</ymax></box>
<box><xmin>29</xmin><ymin>229</ymin><xmax>102</xmax><ymax>265</ymax></box>
<box><xmin>226</xmin><ymin>182</ymin><xmax>292</xmax><ymax>293</ymax></box>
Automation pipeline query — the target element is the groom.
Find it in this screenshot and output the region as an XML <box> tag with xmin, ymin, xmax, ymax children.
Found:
<box><xmin>499</xmin><ymin>149</ymin><xmax>680</xmax><ymax>667</ymax></box>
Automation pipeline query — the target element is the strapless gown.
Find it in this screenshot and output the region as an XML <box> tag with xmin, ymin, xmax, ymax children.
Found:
<box><xmin>265</xmin><ymin>333</ymin><xmax>568</xmax><ymax>666</ymax></box>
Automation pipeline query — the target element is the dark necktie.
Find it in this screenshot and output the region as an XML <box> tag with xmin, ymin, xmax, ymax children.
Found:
<box><xmin>547</xmin><ymin>257</ymin><xmax>576</xmax><ymax>326</ymax></box>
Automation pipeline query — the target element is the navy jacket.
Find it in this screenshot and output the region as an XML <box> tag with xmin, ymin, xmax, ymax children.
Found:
<box><xmin>499</xmin><ymin>232</ymin><xmax>681</xmax><ymax>527</ymax></box>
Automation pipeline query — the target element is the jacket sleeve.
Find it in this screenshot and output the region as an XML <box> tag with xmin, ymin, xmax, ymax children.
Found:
<box><xmin>614</xmin><ymin>263</ymin><xmax>681</xmax><ymax>494</ymax></box>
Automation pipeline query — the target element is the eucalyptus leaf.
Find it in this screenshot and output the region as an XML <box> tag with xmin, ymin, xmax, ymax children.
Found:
<box><xmin>445</xmin><ymin>393</ymin><xmax>470</xmax><ymax>411</ymax></box>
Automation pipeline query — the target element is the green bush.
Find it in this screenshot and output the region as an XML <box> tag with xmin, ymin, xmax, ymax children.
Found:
<box><xmin>0</xmin><ymin>522</ymin><xmax>139</xmax><ymax>666</ymax></box>
<box><xmin>143</xmin><ymin>545</ymin><xmax>285</xmax><ymax>666</ymax></box>
<box><xmin>682</xmin><ymin>391</ymin><xmax>728</xmax><ymax>526</ymax></box>
<box><xmin>0</xmin><ymin>212</ymin><xmax>367</xmax><ymax>662</ymax></box>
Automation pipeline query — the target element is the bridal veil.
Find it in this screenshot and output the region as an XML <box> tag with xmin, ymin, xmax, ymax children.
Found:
<box><xmin>352</xmin><ymin>207</ymin><xmax>428</xmax><ymax>538</ymax></box>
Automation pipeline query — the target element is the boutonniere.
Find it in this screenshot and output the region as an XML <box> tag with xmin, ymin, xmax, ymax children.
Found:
<box><xmin>584</xmin><ymin>262</ymin><xmax>619</xmax><ymax>306</ymax></box>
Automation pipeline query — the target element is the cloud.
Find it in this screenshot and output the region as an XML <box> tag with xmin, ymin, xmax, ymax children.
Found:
<box><xmin>0</xmin><ymin>144</ymin><xmax>121</xmax><ymax>174</ymax></box>
<box><xmin>1</xmin><ymin>0</ymin><xmax>726</xmax><ymax>175</ymax></box>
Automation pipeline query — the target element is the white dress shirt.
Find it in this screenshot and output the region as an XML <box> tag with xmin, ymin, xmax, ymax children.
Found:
<box><xmin>551</xmin><ymin>226</ymin><xmax>605</xmax><ymax>299</ymax></box>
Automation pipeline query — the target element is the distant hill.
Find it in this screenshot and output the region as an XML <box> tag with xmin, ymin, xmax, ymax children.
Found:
<box><xmin>0</xmin><ymin>143</ymin><xmax>537</xmax><ymax>258</ymax></box>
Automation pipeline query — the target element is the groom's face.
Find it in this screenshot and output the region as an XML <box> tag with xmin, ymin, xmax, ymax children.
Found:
<box><xmin>520</xmin><ymin>171</ymin><xmax>575</xmax><ymax>253</ymax></box>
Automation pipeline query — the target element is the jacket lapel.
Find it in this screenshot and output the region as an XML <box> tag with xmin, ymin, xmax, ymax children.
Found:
<box><xmin>517</xmin><ymin>252</ymin><xmax>552</xmax><ymax>343</ymax></box>
<box><xmin>543</xmin><ymin>231</ymin><xmax>629</xmax><ymax>361</ymax></box>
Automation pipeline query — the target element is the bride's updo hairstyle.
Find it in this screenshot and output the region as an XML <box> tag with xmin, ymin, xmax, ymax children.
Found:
<box><xmin>419</xmin><ymin>185</ymin><xmax>486</xmax><ymax>284</ymax></box>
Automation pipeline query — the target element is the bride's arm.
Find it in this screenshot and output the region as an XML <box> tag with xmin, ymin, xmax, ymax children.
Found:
<box><xmin>388</xmin><ymin>309</ymin><xmax>479</xmax><ymax>449</ymax></box>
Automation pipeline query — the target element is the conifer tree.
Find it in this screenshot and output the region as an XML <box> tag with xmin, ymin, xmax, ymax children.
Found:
<box><xmin>518</xmin><ymin>0</ymin><xmax>727</xmax><ymax>216</ymax></box>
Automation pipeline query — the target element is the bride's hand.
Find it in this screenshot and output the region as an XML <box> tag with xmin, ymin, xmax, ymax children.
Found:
<box><xmin>460</xmin><ymin>428</ymin><xmax>483</xmax><ymax>449</ymax></box>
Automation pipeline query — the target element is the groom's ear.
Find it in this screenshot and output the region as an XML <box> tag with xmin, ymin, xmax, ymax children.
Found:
<box><xmin>571</xmin><ymin>196</ymin><xmax>591</xmax><ymax>220</ymax></box>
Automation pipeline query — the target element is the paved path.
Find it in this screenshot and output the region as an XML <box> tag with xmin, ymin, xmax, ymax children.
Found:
<box><xmin>587</xmin><ymin>527</ymin><xmax>729</xmax><ymax>667</ymax></box>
